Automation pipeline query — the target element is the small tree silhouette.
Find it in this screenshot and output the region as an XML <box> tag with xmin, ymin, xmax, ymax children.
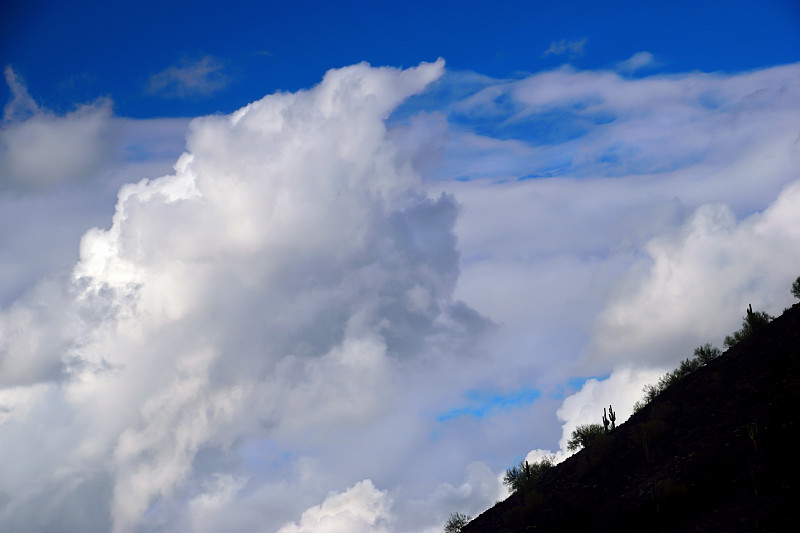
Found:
<box><xmin>567</xmin><ymin>423</ymin><xmax>605</xmax><ymax>451</ymax></box>
<box><xmin>503</xmin><ymin>456</ymin><xmax>555</xmax><ymax>493</ymax></box>
<box><xmin>444</xmin><ymin>512</ymin><xmax>471</xmax><ymax>533</ymax></box>
<box><xmin>694</xmin><ymin>343</ymin><xmax>721</xmax><ymax>365</ymax></box>
<box><xmin>791</xmin><ymin>276</ymin><xmax>800</xmax><ymax>299</ymax></box>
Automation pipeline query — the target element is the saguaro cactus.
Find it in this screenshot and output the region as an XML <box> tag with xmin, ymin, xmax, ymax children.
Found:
<box><xmin>602</xmin><ymin>408</ymin><xmax>610</xmax><ymax>433</ymax></box>
<box><xmin>608</xmin><ymin>405</ymin><xmax>616</xmax><ymax>430</ymax></box>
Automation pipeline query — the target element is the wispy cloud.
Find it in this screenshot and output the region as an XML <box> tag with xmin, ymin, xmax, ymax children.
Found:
<box><xmin>3</xmin><ymin>66</ymin><xmax>40</xmax><ymax>122</ymax></box>
<box><xmin>543</xmin><ymin>37</ymin><xmax>588</xmax><ymax>57</ymax></box>
<box><xmin>145</xmin><ymin>56</ymin><xmax>230</xmax><ymax>98</ymax></box>
<box><xmin>616</xmin><ymin>51</ymin><xmax>658</xmax><ymax>73</ymax></box>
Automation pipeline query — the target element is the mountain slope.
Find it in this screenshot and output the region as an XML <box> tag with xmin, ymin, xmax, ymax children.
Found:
<box><xmin>463</xmin><ymin>303</ymin><xmax>800</xmax><ymax>532</ymax></box>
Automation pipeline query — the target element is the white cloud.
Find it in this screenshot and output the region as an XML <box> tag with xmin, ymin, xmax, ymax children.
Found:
<box><xmin>0</xmin><ymin>383</ymin><xmax>49</xmax><ymax>425</ymax></box>
<box><xmin>186</xmin><ymin>474</ymin><xmax>249</xmax><ymax>532</ymax></box>
<box><xmin>589</xmin><ymin>180</ymin><xmax>800</xmax><ymax>370</ymax></box>
<box><xmin>432</xmin><ymin>62</ymin><xmax>800</xmax><ymax>381</ymax></box>
<box><xmin>1</xmin><ymin>66</ymin><xmax>114</xmax><ymax>190</ymax></box>
<box><xmin>0</xmin><ymin>276</ymin><xmax>75</xmax><ymax>387</ymax></box>
<box><xmin>146</xmin><ymin>56</ymin><xmax>230</xmax><ymax>98</ymax></box>
<box><xmin>543</xmin><ymin>37</ymin><xmax>588</xmax><ymax>57</ymax></box>
<box><xmin>275</xmin><ymin>461</ymin><xmax>506</xmax><ymax>533</ymax></box>
<box><xmin>3</xmin><ymin>57</ymin><xmax>800</xmax><ymax>533</ymax></box>
<box><xmin>1</xmin><ymin>58</ymin><xmax>495</xmax><ymax>533</ymax></box>
<box><xmin>616</xmin><ymin>51</ymin><xmax>657</xmax><ymax>73</ymax></box>
<box><xmin>276</xmin><ymin>480</ymin><xmax>393</xmax><ymax>533</ymax></box>
<box><xmin>0</xmin><ymin>115</ymin><xmax>188</xmax><ymax>311</ymax></box>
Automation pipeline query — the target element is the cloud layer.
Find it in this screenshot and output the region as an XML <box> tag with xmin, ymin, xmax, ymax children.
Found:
<box><xmin>437</xmin><ymin>63</ymin><xmax>800</xmax><ymax>373</ymax></box>
<box><xmin>2</xmin><ymin>58</ymin><xmax>800</xmax><ymax>533</ymax></box>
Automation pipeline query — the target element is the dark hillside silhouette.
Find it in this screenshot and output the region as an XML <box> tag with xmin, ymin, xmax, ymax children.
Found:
<box><xmin>462</xmin><ymin>303</ymin><xmax>800</xmax><ymax>532</ymax></box>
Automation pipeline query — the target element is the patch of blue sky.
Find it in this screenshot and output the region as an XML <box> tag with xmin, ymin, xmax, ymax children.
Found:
<box><xmin>390</xmin><ymin>69</ymin><xmax>503</xmax><ymax>123</ymax></box>
<box><xmin>437</xmin><ymin>386</ymin><xmax>541</xmax><ymax>422</ymax></box>
<box><xmin>454</xmin><ymin>112</ymin><xmax>590</xmax><ymax>147</ymax></box>
<box><xmin>548</xmin><ymin>374</ymin><xmax>612</xmax><ymax>400</ymax></box>
<box><xmin>237</xmin><ymin>437</ymin><xmax>296</xmax><ymax>476</ymax></box>
<box><xmin>448</xmin><ymin>99</ymin><xmax>617</xmax><ymax>147</ymax></box>
<box><xmin>394</xmin><ymin>70</ymin><xmax>619</xmax><ymax>149</ymax></box>
<box><xmin>696</xmin><ymin>91</ymin><xmax>724</xmax><ymax>111</ymax></box>
<box><xmin>516</xmin><ymin>160</ymin><xmax>575</xmax><ymax>180</ymax></box>
<box><xmin>123</xmin><ymin>144</ymin><xmax>155</xmax><ymax>162</ymax></box>
<box><xmin>591</xmin><ymin>148</ymin><xmax>707</xmax><ymax>178</ymax></box>
<box><xmin>4</xmin><ymin>0</ymin><xmax>800</xmax><ymax>120</ymax></box>
<box><xmin>430</xmin><ymin>131</ymin><xmax>577</xmax><ymax>183</ymax></box>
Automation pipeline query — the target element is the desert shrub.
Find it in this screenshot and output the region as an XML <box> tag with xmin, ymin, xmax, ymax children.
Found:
<box><xmin>635</xmin><ymin>307</ymin><xmax>769</xmax><ymax>414</ymax></box>
<box><xmin>633</xmin><ymin>383</ymin><xmax>660</xmax><ymax>413</ymax></box>
<box><xmin>632</xmin><ymin>399</ymin><xmax>646</xmax><ymax>413</ymax></box>
<box><xmin>724</xmin><ymin>305</ymin><xmax>773</xmax><ymax>348</ymax></box>
<box><xmin>566</xmin><ymin>423</ymin><xmax>605</xmax><ymax>451</ymax></box>
<box><xmin>503</xmin><ymin>456</ymin><xmax>554</xmax><ymax>493</ymax></box>
<box><xmin>444</xmin><ymin>512</ymin><xmax>471</xmax><ymax>533</ymax></box>
<box><xmin>633</xmin><ymin>343</ymin><xmax>723</xmax><ymax>413</ymax></box>
<box><xmin>693</xmin><ymin>343</ymin><xmax>721</xmax><ymax>364</ymax></box>
<box><xmin>792</xmin><ymin>276</ymin><xmax>800</xmax><ymax>299</ymax></box>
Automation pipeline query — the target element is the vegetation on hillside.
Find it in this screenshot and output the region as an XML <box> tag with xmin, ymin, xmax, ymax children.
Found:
<box><xmin>503</xmin><ymin>456</ymin><xmax>555</xmax><ymax>493</ymax></box>
<box><xmin>632</xmin><ymin>343</ymin><xmax>722</xmax><ymax>412</ymax></box>
<box><xmin>723</xmin><ymin>304</ymin><xmax>773</xmax><ymax>348</ymax></box>
<box><xmin>447</xmin><ymin>277</ymin><xmax>799</xmax><ymax>532</ymax></box>
<box><xmin>633</xmin><ymin>304</ymin><xmax>773</xmax><ymax>413</ymax></box>
<box><xmin>444</xmin><ymin>512</ymin><xmax>471</xmax><ymax>533</ymax></box>
<box><xmin>566</xmin><ymin>423</ymin><xmax>605</xmax><ymax>452</ymax></box>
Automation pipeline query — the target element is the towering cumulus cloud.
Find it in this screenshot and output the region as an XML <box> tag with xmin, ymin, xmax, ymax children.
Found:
<box><xmin>0</xmin><ymin>59</ymin><xmax>485</xmax><ymax>532</ymax></box>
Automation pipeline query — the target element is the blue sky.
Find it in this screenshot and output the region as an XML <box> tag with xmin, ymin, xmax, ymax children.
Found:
<box><xmin>2</xmin><ymin>2</ymin><xmax>800</xmax><ymax>533</ymax></box>
<box><xmin>3</xmin><ymin>0</ymin><xmax>799</xmax><ymax>117</ymax></box>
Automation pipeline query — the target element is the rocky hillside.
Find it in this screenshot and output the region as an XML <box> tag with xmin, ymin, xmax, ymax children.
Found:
<box><xmin>463</xmin><ymin>303</ymin><xmax>800</xmax><ymax>532</ymax></box>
